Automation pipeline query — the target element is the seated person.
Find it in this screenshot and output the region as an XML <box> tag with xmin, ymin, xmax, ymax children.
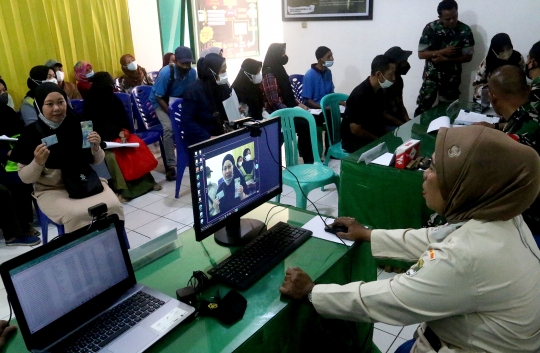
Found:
<box><xmin>21</xmin><ymin>65</ymin><xmax>57</xmax><ymax>126</ymax></box>
<box><xmin>213</xmin><ymin>154</ymin><xmax>249</xmax><ymax>215</ymax></box>
<box><xmin>526</xmin><ymin>41</ymin><xmax>540</xmax><ymax>109</ymax></box>
<box><xmin>231</xmin><ymin>58</ymin><xmax>265</xmax><ymax>120</ymax></box>
<box><xmin>239</xmin><ymin>148</ymin><xmax>256</xmax><ymax>182</ymax></box>
<box><xmin>302</xmin><ymin>46</ymin><xmax>335</xmax><ymax>109</ymax></box>
<box><xmin>281</xmin><ymin>125</ymin><xmax>540</xmax><ymax>353</ymax></box>
<box><xmin>10</xmin><ymin>83</ymin><xmax>124</xmax><ymax>233</ymax></box>
<box><xmin>182</xmin><ymin>53</ymin><xmax>231</xmax><ymax>146</ymax></box>
<box><xmin>472</xmin><ymin>33</ymin><xmax>525</xmax><ymax>102</ymax></box>
<box><xmin>0</xmin><ymin>184</ymin><xmax>40</xmax><ymax>246</ymax></box>
<box><xmin>0</xmin><ymin>78</ymin><xmax>15</xmax><ymax>109</ymax></box>
<box><xmin>341</xmin><ymin>55</ymin><xmax>395</xmax><ymax>153</ymax></box>
<box><xmin>83</xmin><ymin>72</ymin><xmax>160</xmax><ymax>201</ymax></box>
<box><xmin>162</xmin><ymin>52</ymin><xmax>175</xmax><ymax>68</ymax></box>
<box><xmin>73</xmin><ymin>61</ymin><xmax>94</xmax><ymax>99</ymax></box>
<box><xmin>45</xmin><ymin>59</ymin><xmax>82</xmax><ymax>100</ymax></box>
<box><xmin>383</xmin><ymin>46</ymin><xmax>413</xmax><ymax>125</ymax></box>
<box><xmin>115</xmin><ymin>54</ymin><xmax>153</xmax><ymax>93</ymax></box>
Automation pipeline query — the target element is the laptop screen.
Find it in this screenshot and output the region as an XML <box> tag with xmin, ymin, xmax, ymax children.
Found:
<box><xmin>9</xmin><ymin>223</ymin><xmax>129</xmax><ymax>334</ymax></box>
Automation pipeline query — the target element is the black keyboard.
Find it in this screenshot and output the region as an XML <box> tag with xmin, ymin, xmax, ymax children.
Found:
<box><xmin>59</xmin><ymin>291</ymin><xmax>165</xmax><ymax>352</ymax></box>
<box><xmin>208</xmin><ymin>222</ymin><xmax>312</xmax><ymax>290</ymax></box>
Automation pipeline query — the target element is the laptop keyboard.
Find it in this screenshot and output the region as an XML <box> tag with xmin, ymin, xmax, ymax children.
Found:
<box><xmin>60</xmin><ymin>291</ymin><xmax>165</xmax><ymax>352</ymax></box>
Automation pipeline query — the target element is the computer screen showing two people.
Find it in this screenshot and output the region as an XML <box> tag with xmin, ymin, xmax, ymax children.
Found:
<box><xmin>188</xmin><ymin>118</ymin><xmax>282</xmax><ymax>246</ymax></box>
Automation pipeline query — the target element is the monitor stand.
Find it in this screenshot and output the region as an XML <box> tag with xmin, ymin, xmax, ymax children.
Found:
<box><xmin>214</xmin><ymin>217</ymin><xmax>266</xmax><ymax>246</ymax></box>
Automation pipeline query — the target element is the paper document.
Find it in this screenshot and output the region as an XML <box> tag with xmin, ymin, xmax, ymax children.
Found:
<box><xmin>370</xmin><ymin>152</ymin><xmax>394</xmax><ymax>166</ymax></box>
<box><xmin>301</xmin><ymin>216</ymin><xmax>354</xmax><ymax>246</ymax></box>
<box><xmin>427</xmin><ymin>116</ymin><xmax>451</xmax><ymax>133</ymax></box>
<box><xmin>454</xmin><ymin>110</ymin><xmax>499</xmax><ymax>125</ymax></box>
<box><xmin>309</xmin><ymin>109</ymin><xmax>322</xmax><ymax>115</ymax></box>
<box><xmin>222</xmin><ymin>89</ymin><xmax>242</xmax><ymax>122</ymax></box>
<box><xmin>104</xmin><ymin>142</ymin><xmax>140</xmax><ymax>149</ymax></box>
<box><xmin>340</xmin><ymin>105</ymin><xmax>346</xmax><ymax>114</ymax></box>
<box><xmin>0</xmin><ymin>135</ymin><xmax>18</xmax><ymax>141</ymax></box>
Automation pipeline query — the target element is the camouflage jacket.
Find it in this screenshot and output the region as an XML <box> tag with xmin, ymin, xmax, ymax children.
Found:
<box><xmin>419</xmin><ymin>20</ymin><xmax>475</xmax><ymax>73</ymax></box>
<box><xmin>504</xmin><ymin>103</ymin><xmax>540</xmax><ymax>154</ymax></box>
<box><xmin>530</xmin><ymin>76</ymin><xmax>540</xmax><ymax>110</ymax></box>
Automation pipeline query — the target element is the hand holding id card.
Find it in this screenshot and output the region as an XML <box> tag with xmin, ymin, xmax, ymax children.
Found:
<box><xmin>41</xmin><ymin>134</ymin><xmax>58</xmax><ymax>147</ymax></box>
<box><xmin>81</xmin><ymin>121</ymin><xmax>93</xmax><ymax>148</ymax></box>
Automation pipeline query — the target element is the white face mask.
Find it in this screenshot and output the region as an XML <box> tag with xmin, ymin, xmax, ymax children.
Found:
<box><xmin>55</xmin><ymin>71</ymin><xmax>65</xmax><ymax>82</ymax></box>
<box><xmin>244</xmin><ymin>154</ymin><xmax>251</xmax><ymax>161</ymax></box>
<box><xmin>86</xmin><ymin>70</ymin><xmax>95</xmax><ymax>78</ymax></box>
<box><xmin>127</xmin><ymin>61</ymin><xmax>138</xmax><ymax>71</ymax></box>
<box><xmin>238</xmin><ymin>162</ymin><xmax>242</xmax><ymax>167</ymax></box>
<box><xmin>493</xmin><ymin>49</ymin><xmax>513</xmax><ymax>61</ymax></box>
<box><xmin>46</xmin><ymin>78</ymin><xmax>58</xmax><ymax>85</ymax></box>
<box><xmin>379</xmin><ymin>73</ymin><xmax>394</xmax><ymax>89</ymax></box>
<box><xmin>246</xmin><ymin>71</ymin><xmax>262</xmax><ymax>84</ymax></box>
<box><xmin>216</xmin><ymin>72</ymin><xmax>229</xmax><ymax>85</ymax></box>
<box><xmin>323</xmin><ymin>60</ymin><xmax>334</xmax><ymax>68</ymax></box>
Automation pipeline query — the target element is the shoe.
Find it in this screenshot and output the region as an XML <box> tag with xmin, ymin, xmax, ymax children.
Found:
<box><xmin>26</xmin><ymin>227</ymin><xmax>41</xmax><ymax>237</ymax></box>
<box><xmin>166</xmin><ymin>168</ymin><xmax>177</xmax><ymax>181</ymax></box>
<box><xmin>153</xmin><ymin>183</ymin><xmax>163</xmax><ymax>191</ymax></box>
<box><xmin>6</xmin><ymin>236</ymin><xmax>41</xmax><ymax>246</ymax></box>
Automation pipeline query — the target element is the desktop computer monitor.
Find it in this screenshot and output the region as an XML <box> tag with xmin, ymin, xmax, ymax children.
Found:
<box><xmin>188</xmin><ymin>117</ymin><xmax>282</xmax><ymax>246</ymax></box>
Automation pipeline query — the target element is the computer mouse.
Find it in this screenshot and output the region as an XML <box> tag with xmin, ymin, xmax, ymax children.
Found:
<box><xmin>325</xmin><ymin>225</ymin><xmax>348</xmax><ymax>235</ymax></box>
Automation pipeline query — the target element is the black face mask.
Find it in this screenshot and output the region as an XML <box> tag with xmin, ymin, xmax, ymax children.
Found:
<box><xmin>525</xmin><ymin>61</ymin><xmax>538</xmax><ymax>80</ymax></box>
<box><xmin>0</xmin><ymin>93</ymin><xmax>7</xmax><ymax>106</ymax></box>
<box><xmin>397</xmin><ymin>62</ymin><xmax>411</xmax><ymax>76</ymax></box>
<box><xmin>178</xmin><ymin>67</ymin><xmax>191</xmax><ymax>76</ymax></box>
<box><xmin>281</xmin><ymin>55</ymin><xmax>289</xmax><ymax>66</ymax></box>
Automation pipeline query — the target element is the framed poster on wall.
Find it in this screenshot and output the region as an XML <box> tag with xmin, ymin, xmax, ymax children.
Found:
<box><xmin>282</xmin><ymin>0</ymin><xmax>372</xmax><ymax>21</ymax></box>
<box><xmin>194</xmin><ymin>0</ymin><xmax>259</xmax><ymax>58</ymax></box>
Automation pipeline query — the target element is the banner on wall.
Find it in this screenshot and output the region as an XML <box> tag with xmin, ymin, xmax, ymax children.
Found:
<box><xmin>194</xmin><ymin>0</ymin><xmax>259</xmax><ymax>58</ymax></box>
<box><xmin>282</xmin><ymin>0</ymin><xmax>373</xmax><ymax>21</ymax></box>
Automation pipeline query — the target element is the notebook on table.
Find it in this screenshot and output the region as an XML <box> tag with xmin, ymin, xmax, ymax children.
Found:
<box><xmin>0</xmin><ymin>214</ymin><xmax>195</xmax><ymax>353</ymax></box>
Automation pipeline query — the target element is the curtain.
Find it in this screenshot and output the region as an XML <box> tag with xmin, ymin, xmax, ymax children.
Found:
<box><xmin>0</xmin><ymin>0</ymin><xmax>135</xmax><ymax>109</ymax></box>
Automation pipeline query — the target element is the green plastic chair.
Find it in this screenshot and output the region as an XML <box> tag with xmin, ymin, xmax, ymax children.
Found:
<box><xmin>320</xmin><ymin>93</ymin><xmax>349</xmax><ymax>166</ymax></box>
<box><xmin>269</xmin><ymin>108</ymin><xmax>340</xmax><ymax>209</ymax></box>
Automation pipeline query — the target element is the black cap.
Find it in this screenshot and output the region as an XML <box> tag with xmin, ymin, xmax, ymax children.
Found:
<box><xmin>175</xmin><ymin>46</ymin><xmax>195</xmax><ymax>64</ymax></box>
<box><xmin>384</xmin><ymin>47</ymin><xmax>412</xmax><ymax>63</ymax></box>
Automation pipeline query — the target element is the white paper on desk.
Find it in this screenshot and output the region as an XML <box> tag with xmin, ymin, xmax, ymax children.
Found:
<box><xmin>104</xmin><ymin>142</ymin><xmax>140</xmax><ymax>149</ymax></box>
<box><xmin>370</xmin><ymin>152</ymin><xmax>394</xmax><ymax>166</ymax></box>
<box><xmin>0</xmin><ymin>135</ymin><xmax>18</xmax><ymax>141</ymax></box>
<box><xmin>302</xmin><ymin>216</ymin><xmax>354</xmax><ymax>247</ymax></box>
<box><xmin>339</xmin><ymin>105</ymin><xmax>346</xmax><ymax>114</ymax></box>
<box><xmin>309</xmin><ymin>109</ymin><xmax>322</xmax><ymax>115</ymax></box>
<box><xmin>427</xmin><ymin>116</ymin><xmax>451</xmax><ymax>133</ymax></box>
<box><xmin>222</xmin><ymin>89</ymin><xmax>242</xmax><ymax>122</ymax></box>
<box><xmin>454</xmin><ymin>109</ymin><xmax>499</xmax><ymax>125</ymax></box>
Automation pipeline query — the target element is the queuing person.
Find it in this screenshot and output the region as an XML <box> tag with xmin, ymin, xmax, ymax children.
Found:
<box><xmin>21</xmin><ymin>65</ymin><xmax>57</xmax><ymax>126</ymax></box>
<box><xmin>45</xmin><ymin>59</ymin><xmax>82</xmax><ymax>100</ymax></box>
<box><xmin>115</xmin><ymin>54</ymin><xmax>153</xmax><ymax>93</ymax></box>
<box><xmin>341</xmin><ymin>55</ymin><xmax>395</xmax><ymax>153</ymax></box>
<box><xmin>527</xmin><ymin>41</ymin><xmax>540</xmax><ymax>109</ymax></box>
<box><xmin>383</xmin><ymin>46</ymin><xmax>413</xmax><ymax>124</ymax></box>
<box><xmin>302</xmin><ymin>46</ymin><xmax>335</xmax><ymax>109</ymax></box>
<box><xmin>415</xmin><ymin>0</ymin><xmax>475</xmax><ymax>116</ymax></box>
<box><xmin>162</xmin><ymin>52</ymin><xmax>175</xmax><ymax>68</ymax></box>
<box><xmin>213</xmin><ymin>154</ymin><xmax>249</xmax><ymax>215</ymax></box>
<box><xmin>83</xmin><ymin>72</ymin><xmax>160</xmax><ymax>201</ymax></box>
<box><xmin>73</xmin><ymin>61</ymin><xmax>94</xmax><ymax>99</ymax></box>
<box><xmin>10</xmin><ymin>83</ymin><xmax>124</xmax><ymax>233</ymax></box>
<box><xmin>201</xmin><ymin>46</ymin><xmax>223</xmax><ymax>57</ymax></box>
<box><xmin>149</xmin><ymin>46</ymin><xmax>196</xmax><ymax>181</ymax></box>
<box><xmin>0</xmin><ymin>79</ymin><xmax>15</xmax><ymax>109</ymax></box>
<box><xmin>472</xmin><ymin>33</ymin><xmax>525</xmax><ymax>102</ymax></box>
<box><xmin>231</xmin><ymin>59</ymin><xmax>265</xmax><ymax>120</ymax></box>
<box><xmin>182</xmin><ymin>53</ymin><xmax>230</xmax><ymax>146</ymax></box>
<box><xmin>261</xmin><ymin>43</ymin><xmax>319</xmax><ymax>163</ymax></box>
<box><xmin>280</xmin><ymin>125</ymin><xmax>540</xmax><ymax>353</ymax></box>
<box><xmin>205</xmin><ymin>166</ymin><xmax>218</xmax><ymax>216</ymax></box>
<box><xmin>240</xmin><ymin>148</ymin><xmax>256</xmax><ymax>182</ymax></box>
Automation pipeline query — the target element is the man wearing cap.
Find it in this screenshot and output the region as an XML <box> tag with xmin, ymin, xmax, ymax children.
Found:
<box><xmin>383</xmin><ymin>47</ymin><xmax>413</xmax><ymax>125</ymax></box>
<box><xmin>45</xmin><ymin>59</ymin><xmax>82</xmax><ymax>100</ymax></box>
<box><xmin>149</xmin><ymin>46</ymin><xmax>197</xmax><ymax>181</ymax></box>
<box><xmin>415</xmin><ymin>0</ymin><xmax>474</xmax><ymax>117</ymax></box>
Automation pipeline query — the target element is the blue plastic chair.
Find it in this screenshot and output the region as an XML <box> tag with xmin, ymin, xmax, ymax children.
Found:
<box><xmin>71</xmin><ymin>99</ymin><xmax>84</xmax><ymax>115</ymax></box>
<box><xmin>168</xmin><ymin>99</ymin><xmax>189</xmax><ymax>198</ymax></box>
<box><xmin>289</xmin><ymin>74</ymin><xmax>304</xmax><ymax>104</ymax></box>
<box><xmin>33</xmin><ymin>199</ymin><xmax>64</xmax><ymax>244</ymax></box>
<box><xmin>320</xmin><ymin>93</ymin><xmax>350</xmax><ymax>166</ymax></box>
<box><xmin>269</xmin><ymin>108</ymin><xmax>340</xmax><ymax>209</ymax></box>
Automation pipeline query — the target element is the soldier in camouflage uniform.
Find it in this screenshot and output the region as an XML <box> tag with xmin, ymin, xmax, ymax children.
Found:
<box><xmin>526</xmin><ymin>41</ymin><xmax>540</xmax><ymax>110</ymax></box>
<box><xmin>414</xmin><ymin>0</ymin><xmax>475</xmax><ymax>117</ymax></box>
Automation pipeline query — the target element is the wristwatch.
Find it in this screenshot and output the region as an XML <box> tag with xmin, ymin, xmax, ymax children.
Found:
<box><xmin>307</xmin><ymin>289</ymin><xmax>313</xmax><ymax>303</ymax></box>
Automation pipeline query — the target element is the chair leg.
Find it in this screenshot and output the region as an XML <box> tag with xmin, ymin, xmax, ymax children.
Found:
<box><xmin>295</xmin><ymin>189</ymin><xmax>308</xmax><ymax>209</ymax></box>
<box><xmin>276</xmin><ymin>194</ymin><xmax>281</xmax><ymax>203</ymax></box>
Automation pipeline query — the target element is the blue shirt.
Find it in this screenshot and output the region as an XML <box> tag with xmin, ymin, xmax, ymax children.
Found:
<box><xmin>302</xmin><ymin>65</ymin><xmax>334</xmax><ymax>104</ymax></box>
<box><xmin>149</xmin><ymin>65</ymin><xmax>196</xmax><ymax>110</ymax></box>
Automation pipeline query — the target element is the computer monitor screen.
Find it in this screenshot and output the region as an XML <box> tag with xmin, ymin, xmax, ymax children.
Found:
<box><xmin>188</xmin><ymin>117</ymin><xmax>282</xmax><ymax>245</ymax></box>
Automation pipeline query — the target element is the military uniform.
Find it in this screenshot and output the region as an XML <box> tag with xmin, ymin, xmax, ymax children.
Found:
<box><xmin>503</xmin><ymin>103</ymin><xmax>540</xmax><ymax>154</ymax></box>
<box><xmin>529</xmin><ymin>76</ymin><xmax>540</xmax><ymax>109</ymax></box>
<box><xmin>312</xmin><ymin>218</ymin><xmax>540</xmax><ymax>352</ymax></box>
<box><xmin>415</xmin><ymin>20</ymin><xmax>475</xmax><ymax>116</ymax></box>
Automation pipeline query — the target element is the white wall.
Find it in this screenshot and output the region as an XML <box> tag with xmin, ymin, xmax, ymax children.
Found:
<box><xmin>282</xmin><ymin>0</ymin><xmax>540</xmax><ymax>116</ymax></box>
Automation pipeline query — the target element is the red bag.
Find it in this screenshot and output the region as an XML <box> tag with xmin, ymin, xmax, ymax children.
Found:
<box><xmin>112</xmin><ymin>130</ymin><xmax>158</xmax><ymax>181</ymax></box>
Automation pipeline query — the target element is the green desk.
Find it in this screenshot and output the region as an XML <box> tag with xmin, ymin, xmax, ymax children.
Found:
<box><xmin>6</xmin><ymin>203</ymin><xmax>378</xmax><ymax>352</ymax></box>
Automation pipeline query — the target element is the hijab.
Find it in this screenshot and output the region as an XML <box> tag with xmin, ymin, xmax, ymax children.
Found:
<box><xmin>231</xmin><ymin>59</ymin><xmax>264</xmax><ymax>120</ymax></box>
<box><xmin>74</xmin><ymin>61</ymin><xmax>93</xmax><ymax>82</ymax></box>
<box><xmin>262</xmin><ymin>43</ymin><xmax>296</xmax><ymax>108</ymax></box>
<box><xmin>201</xmin><ymin>46</ymin><xmax>223</xmax><ymax>58</ymax></box>
<box><xmin>119</xmin><ymin>54</ymin><xmax>147</xmax><ymax>88</ymax></box>
<box><xmin>26</xmin><ymin>65</ymin><xmax>51</xmax><ymax>99</ymax></box>
<box><xmin>485</xmin><ymin>33</ymin><xmax>523</xmax><ymax>75</ymax></box>
<box><xmin>162</xmin><ymin>52</ymin><xmax>174</xmax><ymax>68</ymax></box>
<box><xmin>10</xmin><ymin>83</ymin><xmax>93</xmax><ymax>169</ymax></box>
<box><xmin>435</xmin><ymin>125</ymin><xmax>540</xmax><ymax>222</ymax></box>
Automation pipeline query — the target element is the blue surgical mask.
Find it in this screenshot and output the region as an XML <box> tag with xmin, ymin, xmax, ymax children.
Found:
<box><xmin>86</xmin><ymin>70</ymin><xmax>95</xmax><ymax>78</ymax></box>
<box><xmin>323</xmin><ymin>60</ymin><xmax>334</xmax><ymax>68</ymax></box>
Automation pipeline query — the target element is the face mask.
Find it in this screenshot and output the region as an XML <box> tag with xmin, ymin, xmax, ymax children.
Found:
<box><xmin>397</xmin><ymin>62</ymin><xmax>411</xmax><ymax>76</ymax></box>
<box><xmin>237</xmin><ymin>162</ymin><xmax>242</xmax><ymax>167</ymax></box>
<box><xmin>178</xmin><ymin>67</ymin><xmax>191</xmax><ymax>76</ymax></box>
<box><xmin>245</xmin><ymin>71</ymin><xmax>263</xmax><ymax>84</ymax></box>
<box><xmin>0</xmin><ymin>93</ymin><xmax>8</xmax><ymax>106</ymax></box>
<box><xmin>323</xmin><ymin>60</ymin><xmax>334</xmax><ymax>68</ymax></box>
<box><xmin>281</xmin><ymin>55</ymin><xmax>289</xmax><ymax>66</ymax></box>
<box><xmin>35</xmin><ymin>103</ymin><xmax>64</xmax><ymax>129</ymax></box>
<box><xmin>127</xmin><ymin>61</ymin><xmax>138</xmax><ymax>71</ymax></box>
<box><xmin>493</xmin><ymin>49</ymin><xmax>513</xmax><ymax>61</ymax></box>
<box><xmin>46</xmin><ymin>78</ymin><xmax>58</xmax><ymax>85</ymax></box>
<box><xmin>526</xmin><ymin>61</ymin><xmax>538</xmax><ymax>80</ymax></box>
<box><xmin>244</xmin><ymin>154</ymin><xmax>251</xmax><ymax>161</ymax></box>
<box><xmin>86</xmin><ymin>70</ymin><xmax>94</xmax><ymax>78</ymax></box>
<box><xmin>379</xmin><ymin>74</ymin><xmax>394</xmax><ymax>89</ymax></box>
<box><xmin>223</xmin><ymin>174</ymin><xmax>233</xmax><ymax>185</ymax></box>
<box><xmin>55</xmin><ymin>70</ymin><xmax>65</xmax><ymax>82</ymax></box>
<box><xmin>216</xmin><ymin>72</ymin><xmax>229</xmax><ymax>85</ymax></box>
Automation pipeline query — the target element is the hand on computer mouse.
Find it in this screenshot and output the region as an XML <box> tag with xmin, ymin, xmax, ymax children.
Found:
<box><xmin>329</xmin><ymin>217</ymin><xmax>372</xmax><ymax>242</ymax></box>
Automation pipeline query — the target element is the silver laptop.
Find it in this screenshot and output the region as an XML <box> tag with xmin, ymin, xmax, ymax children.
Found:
<box><xmin>0</xmin><ymin>215</ymin><xmax>195</xmax><ymax>353</ymax></box>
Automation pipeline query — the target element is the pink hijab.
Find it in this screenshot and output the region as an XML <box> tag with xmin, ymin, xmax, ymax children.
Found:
<box><xmin>74</xmin><ymin>61</ymin><xmax>92</xmax><ymax>82</ymax></box>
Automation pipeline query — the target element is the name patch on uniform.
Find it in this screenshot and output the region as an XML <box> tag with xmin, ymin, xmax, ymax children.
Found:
<box><xmin>428</xmin><ymin>249</ymin><xmax>436</xmax><ymax>261</ymax></box>
<box><xmin>405</xmin><ymin>258</ymin><xmax>424</xmax><ymax>277</ymax></box>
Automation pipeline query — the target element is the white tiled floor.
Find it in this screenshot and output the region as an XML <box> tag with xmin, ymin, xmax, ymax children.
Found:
<box><xmin>0</xmin><ymin>144</ymin><xmax>410</xmax><ymax>351</ymax></box>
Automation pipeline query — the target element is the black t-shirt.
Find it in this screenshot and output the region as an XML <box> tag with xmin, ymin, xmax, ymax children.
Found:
<box><xmin>341</xmin><ymin>77</ymin><xmax>387</xmax><ymax>153</ymax></box>
<box><xmin>383</xmin><ymin>74</ymin><xmax>405</xmax><ymax>121</ymax></box>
